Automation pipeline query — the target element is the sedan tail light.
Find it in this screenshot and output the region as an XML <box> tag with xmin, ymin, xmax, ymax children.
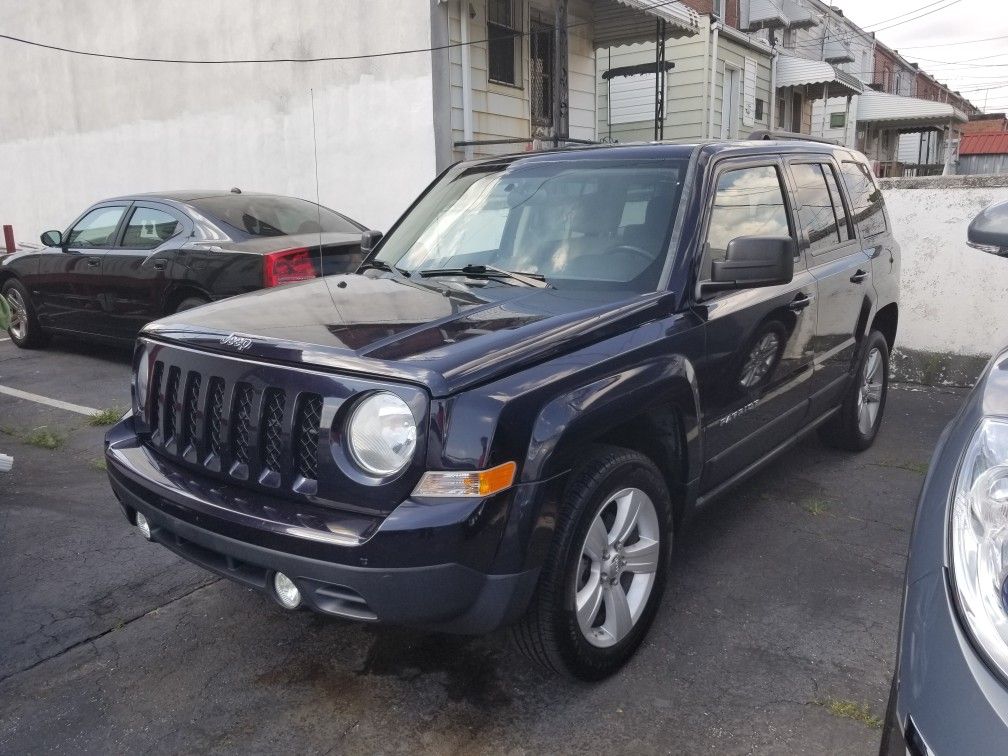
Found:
<box><xmin>262</xmin><ymin>247</ymin><xmax>316</xmax><ymax>287</ymax></box>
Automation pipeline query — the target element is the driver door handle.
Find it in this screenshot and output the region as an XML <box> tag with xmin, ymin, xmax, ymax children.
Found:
<box><xmin>850</xmin><ymin>269</ymin><xmax>868</xmax><ymax>284</ymax></box>
<box><xmin>789</xmin><ymin>294</ymin><xmax>814</xmax><ymax>313</ymax></box>
<box><xmin>86</xmin><ymin>256</ymin><xmax>101</xmax><ymax>268</ymax></box>
<box><xmin>152</xmin><ymin>259</ymin><xmax>168</xmax><ymax>270</ymax></box>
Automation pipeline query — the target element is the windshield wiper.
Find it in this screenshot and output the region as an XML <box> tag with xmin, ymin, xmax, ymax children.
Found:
<box><xmin>358</xmin><ymin>259</ymin><xmax>410</xmax><ymax>277</ymax></box>
<box><xmin>419</xmin><ymin>264</ymin><xmax>552</xmax><ymax>289</ymax></box>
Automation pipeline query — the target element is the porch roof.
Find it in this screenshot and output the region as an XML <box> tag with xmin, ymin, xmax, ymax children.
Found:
<box><xmin>743</xmin><ymin>0</ymin><xmax>818</xmax><ymax>31</ymax></box>
<box><xmin>593</xmin><ymin>0</ymin><xmax>701</xmax><ymax>48</ymax></box>
<box><xmin>857</xmin><ymin>90</ymin><xmax>968</xmax><ymax>130</ymax></box>
<box><xmin>776</xmin><ymin>55</ymin><xmax>864</xmax><ymax>98</ymax></box>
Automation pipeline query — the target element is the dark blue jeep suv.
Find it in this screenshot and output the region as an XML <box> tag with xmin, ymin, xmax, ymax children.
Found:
<box><xmin>105</xmin><ymin>141</ymin><xmax>900</xmax><ymax>679</ymax></box>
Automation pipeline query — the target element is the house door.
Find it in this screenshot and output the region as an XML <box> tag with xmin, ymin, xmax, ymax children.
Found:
<box><xmin>721</xmin><ymin>67</ymin><xmax>740</xmax><ymax>139</ymax></box>
<box><xmin>530</xmin><ymin>21</ymin><xmax>554</xmax><ymax>134</ymax></box>
<box><xmin>791</xmin><ymin>91</ymin><xmax>803</xmax><ymax>132</ymax></box>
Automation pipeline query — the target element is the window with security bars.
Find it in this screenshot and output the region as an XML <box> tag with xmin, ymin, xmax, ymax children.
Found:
<box><xmin>488</xmin><ymin>0</ymin><xmax>522</xmax><ymax>86</ymax></box>
<box><xmin>530</xmin><ymin>20</ymin><xmax>553</xmax><ymax>128</ymax></box>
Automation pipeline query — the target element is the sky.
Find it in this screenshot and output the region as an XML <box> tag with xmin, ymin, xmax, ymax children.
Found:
<box><xmin>825</xmin><ymin>0</ymin><xmax>1008</xmax><ymax>113</ymax></box>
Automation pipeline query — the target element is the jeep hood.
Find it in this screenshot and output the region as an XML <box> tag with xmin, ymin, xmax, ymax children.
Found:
<box><xmin>144</xmin><ymin>274</ymin><xmax>666</xmax><ymax>396</ymax></box>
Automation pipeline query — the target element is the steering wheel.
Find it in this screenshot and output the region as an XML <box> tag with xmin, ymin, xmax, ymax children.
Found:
<box><xmin>605</xmin><ymin>244</ymin><xmax>654</xmax><ymax>263</ymax></box>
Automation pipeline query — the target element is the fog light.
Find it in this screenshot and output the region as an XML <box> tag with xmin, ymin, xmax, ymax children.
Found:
<box><xmin>135</xmin><ymin>512</ymin><xmax>152</xmax><ymax>540</ymax></box>
<box><xmin>273</xmin><ymin>572</ymin><xmax>302</xmax><ymax>609</ymax></box>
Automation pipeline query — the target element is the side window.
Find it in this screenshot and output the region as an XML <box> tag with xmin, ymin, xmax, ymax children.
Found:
<box><xmin>66</xmin><ymin>206</ymin><xmax>127</xmax><ymax>248</ymax></box>
<box><xmin>790</xmin><ymin>163</ymin><xmax>841</xmax><ymax>253</ymax></box>
<box><xmin>703</xmin><ymin>165</ymin><xmax>791</xmax><ymax>279</ymax></box>
<box><xmin>840</xmin><ymin>161</ymin><xmax>887</xmax><ymax>238</ymax></box>
<box><xmin>821</xmin><ymin>164</ymin><xmax>852</xmax><ymax>241</ymax></box>
<box><xmin>121</xmin><ymin>207</ymin><xmax>181</xmax><ymax>249</ymax></box>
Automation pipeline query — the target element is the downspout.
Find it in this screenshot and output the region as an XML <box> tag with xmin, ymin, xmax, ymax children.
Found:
<box><xmin>701</xmin><ymin>19</ymin><xmax>711</xmax><ymax>140</ymax></box>
<box><xmin>707</xmin><ymin>21</ymin><xmax>720</xmax><ymax>139</ymax></box>
<box><xmin>459</xmin><ymin>0</ymin><xmax>474</xmax><ymax>159</ymax></box>
<box><xmin>768</xmin><ymin>46</ymin><xmax>778</xmax><ymax>130</ymax></box>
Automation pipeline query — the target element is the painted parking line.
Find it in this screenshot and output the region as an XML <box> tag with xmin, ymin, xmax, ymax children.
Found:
<box><xmin>0</xmin><ymin>384</ymin><xmax>99</xmax><ymax>416</ymax></box>
<box><xmin>0</xmin><ymin>338</ymin><xmax>10</xmax><ymax>342</ymax></box>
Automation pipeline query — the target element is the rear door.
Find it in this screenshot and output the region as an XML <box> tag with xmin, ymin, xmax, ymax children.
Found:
<box><xmin>35</xmin><ymin>204</ymin><xmax>128</xmax><ymax>333</ymax></box>
<box><xmin>99</xmin><ymin>202</ymin><xmax>188</xmax><ymax>338</ymax></box>
<box><xmin>695</xmin><ymin>158</ymin><xmax>818</xmax><ymax>493</ymax></box>
<box><xmin>787</xmin><ymin>158</ymin><xmax>874</xmax><ymax>417</ymax></box>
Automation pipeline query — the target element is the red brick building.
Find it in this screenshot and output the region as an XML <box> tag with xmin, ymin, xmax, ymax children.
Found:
<box><xmin>962</xmin><ymin>113</ymin><xmax>1008</xmax><ymax>135</ymax></box>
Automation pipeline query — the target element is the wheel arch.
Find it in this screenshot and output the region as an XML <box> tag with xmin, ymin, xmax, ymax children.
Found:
<box><xmin>871</xmin><ymin>302</ymin><xmax>898</xmax><ymax>353</ymax></box>
<box><xmin>163</xmin><ymin>284</ymin><xmax>212</xmax><ymax>315</ymax></box>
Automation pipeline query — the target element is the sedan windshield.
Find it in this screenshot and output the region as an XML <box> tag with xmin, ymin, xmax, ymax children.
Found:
<box><xmin>376</xmin><ymin>158</ymin><xmax>688</xmax><ymax>292</ymax></box>
<box><xmin>190</xmin><ymin>195</ymin><xmax>363</xmax><ymax>238</ymax></box>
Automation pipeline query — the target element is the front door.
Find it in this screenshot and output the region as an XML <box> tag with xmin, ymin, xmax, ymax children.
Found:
<box><xmin>694</xmin><ymin>160</ymin><xmax>817</xmax><ymax>493</ymax></box>
<box><xmin>786</xmin><ymin>158</ymin><xmax>874</xmax><ymax>416</ymax></box>
<box><xmin>35</xmin><ymin>204</ymin><xmax>127</xmax><ymax>333</ymax></box>
<box><xmin>100</xmin><ymin>203</ymin><xmax>186</xmax><ymax>338</ymax></box>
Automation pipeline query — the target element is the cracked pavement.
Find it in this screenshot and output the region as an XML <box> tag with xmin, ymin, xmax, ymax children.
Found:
<box><xmin>0</xmin><ymin>335</ymin><xmax>966</xmax><ymax>754</ymax></box>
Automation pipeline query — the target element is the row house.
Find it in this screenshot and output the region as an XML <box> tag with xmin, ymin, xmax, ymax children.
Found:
<box><xmin>859</xmin><ymin>40</ymin><xmax>976</xmax><ymax>177</ymax></box>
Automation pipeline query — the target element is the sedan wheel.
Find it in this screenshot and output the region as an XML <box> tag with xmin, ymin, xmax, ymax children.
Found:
<box><xmin>6</xmin><ymin>287</ymin><xmax>28</xmax><ymax>341</ymax></box>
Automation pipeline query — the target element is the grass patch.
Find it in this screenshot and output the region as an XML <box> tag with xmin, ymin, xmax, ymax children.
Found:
<box><xmin>815</xmin><ymin>698</ymin><xmax>883</xmax><ymax>729</ymax></box>
<box><xmin>801</xmin><ymin>497</ymin><xmax>831</xmax><ymax>516</ymax></box>
<box><xmin>21</xmin><ymin>426</ymin><xmax>65</xmax><ymax>450</ymax></box>
<box><xmin>88</xmin><ymin>407</ymin><xmax>123</xmax><ymax>427</ymax></box>
<box><xmin>874</xmin><ymin>459</ymin><xmax>929</xmax><ymax>475</ymax></box>
<box><xmin>89</xmin><ymin>457</ymin><xmax>107</xmax><ymax>472</ymax></box>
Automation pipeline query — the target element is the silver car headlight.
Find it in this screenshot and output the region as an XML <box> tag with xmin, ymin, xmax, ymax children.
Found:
<box><xmin>950</xmin><ymin>417</ymin><xmax>1008</xmax><ymax>680</ymax></box>
<box><xmin>345</xmin><ymin>392</ymin><xmax>417</xmax><ymax>477</ymax></box>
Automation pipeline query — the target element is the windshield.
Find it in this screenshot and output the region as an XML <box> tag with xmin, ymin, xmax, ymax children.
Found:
<box><xmin>190</xmin><ymin>195</ymin><xmax>363</xmax><ymax>238</ymax></box>
<box><xmin>376</xmin><ymin>158</ymin><xmax>688</xmax><ymax>292</ymax></box>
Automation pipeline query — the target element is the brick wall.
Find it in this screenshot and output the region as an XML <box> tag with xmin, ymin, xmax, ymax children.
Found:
<box><xmin>679</xmin><ymin>0</ymin><xmax>739</xmax><ymax>29</ymax></box>
<box><xmin>962</xmin><ymin>115</ymin><xmax>1008</xmax><ymax>135</ymax></box>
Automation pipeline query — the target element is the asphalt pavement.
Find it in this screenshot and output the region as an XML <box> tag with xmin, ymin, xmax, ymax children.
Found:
<box><xmin>0</xmin><ymin>334</ymin><xmax>965</xmax><ymax>754</ymax></box>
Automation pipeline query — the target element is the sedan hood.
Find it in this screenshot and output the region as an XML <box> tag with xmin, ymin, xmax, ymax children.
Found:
<box><xmin>144</xmin><ymin>273</ymin><xmax>667</xmax><ymax>396</ymax></box>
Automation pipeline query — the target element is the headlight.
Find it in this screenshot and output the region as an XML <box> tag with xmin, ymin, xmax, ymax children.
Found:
<box><xmin>950</xmin><ymin>417</ymin><xmax>1008</xmax><ymax>681</ymax></box>
<box><xmin>345</xmin><ymin>392</ymin><xmax>417</xmax><ymax>477</ymax></box>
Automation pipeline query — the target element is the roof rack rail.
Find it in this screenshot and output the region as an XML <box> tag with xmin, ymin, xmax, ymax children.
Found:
<box><xmin>747</xmin><ymin>129</ymin><xmax>839</xmax><ymax>145</ymax></box>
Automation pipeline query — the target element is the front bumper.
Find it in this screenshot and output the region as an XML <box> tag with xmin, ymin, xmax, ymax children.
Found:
<box><xmin>105</xmin><ymin>417</ymin><xmax>545</xmax><ymax>634</ymax></box>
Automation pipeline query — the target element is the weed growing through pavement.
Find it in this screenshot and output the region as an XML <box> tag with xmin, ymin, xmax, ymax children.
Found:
<box><xmin>801</xmin><ymin>497</ymin><xmax>831</xmax><ymax>516</ymax></box>
<box><xmin>815</xmin><ymin>698</ymin><xmax>882</xmax><ymax>729</ymax></box>
<box><xmin>88</xmin><ymin>408</ymin><xmax>123</xmax><ymax>426</ymax></box>
<box><xmin>89</xmin><ymin>458</ymin><xmax>107</xmax><ymax>471</ymax></box>
<box><xmin>20</xmin><ymin>427</ymin><xmax>65</xmax><ymax>450</ymax></box>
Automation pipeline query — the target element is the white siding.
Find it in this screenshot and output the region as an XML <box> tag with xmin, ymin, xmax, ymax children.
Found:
<box><xmin>447</xmin><ymin>0</ymin><xmax>596</xmax><ymax>159</ymax></box>
<box><xmin>596</xmin><ymin>19</ymin><xmax>771</xmax><ymax>144</ymax></box>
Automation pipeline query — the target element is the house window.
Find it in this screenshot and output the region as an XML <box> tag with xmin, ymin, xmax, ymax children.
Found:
<box><xmin>783</xmin><ymin>28</ymin><xmax>796</xmax><ymax>48</ymax></box>
<box><xmin>488</xmin><ymin>0</ymin><xmax>522</xmax><ymax>86</ymax></box>
<box><xmin>830</xmin><ymin>112</ymin><xmax>846</xmax><ymax>129</ymax></box>
<box><xmin>712</xmin><ymin>0</ymin><xmax>724</xmax><ymax>17</ymax></box>
<box><xmin>530</xmin><ymin>20</ymin><xmax>553</xmax><ymax>128</ymax></box>
<box><xmin>755</xmin><ymin>98</ymin><xmax>765</xmax><ymax>121</ymax></box>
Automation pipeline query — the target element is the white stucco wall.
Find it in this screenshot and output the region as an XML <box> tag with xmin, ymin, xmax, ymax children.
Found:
<box><xmin>882</xmin><ymin>181</ymin><xmax>1008</xmax><ymax>357</ymax></box>
<box><xmin>0</xmin><ymin>1</ymin><xmax>438</xmax><ymax>243</ymax></box>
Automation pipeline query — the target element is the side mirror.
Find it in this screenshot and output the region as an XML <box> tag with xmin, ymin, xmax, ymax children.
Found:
<box><xmin>40</xmin><ymin>230</ymin><xmax>63</xmax><ymax>247</ymax></box>
<box><xmin>360</xmin><ymin>229</ymin><xmax>384</xmax><ymax>255</ymax></box>
<box><xmin>968</xmin><ymin>199</ymin><xmax>1008</xmax><ymax>257</ymax></box>
<box><xmin>701</xmin><ymin>236</ymin><xmax>796</xmax><ymax>296</ymax></box>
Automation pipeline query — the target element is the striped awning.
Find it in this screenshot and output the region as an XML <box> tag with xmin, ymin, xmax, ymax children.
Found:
<box><xmin>776</xmin><ymin>55</ymin><xmax>864</xmax><ymax>98</ymax></box>
<box><xmin>593</xmin><ymin>0</ymin><xmax>701</xmax><ymax>47</ymax></box>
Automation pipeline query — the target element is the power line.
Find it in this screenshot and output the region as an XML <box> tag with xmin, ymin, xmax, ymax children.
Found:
<box><xmin>898</xmin><ymin>34</ymin><xmax>1008</xmax><ymax>49</ymax></box>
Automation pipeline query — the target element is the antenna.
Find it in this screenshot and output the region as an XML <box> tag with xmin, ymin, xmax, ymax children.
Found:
<box><xmin>310</xmin><ymin>88</ymin><xmax>336</xmax><ymax>304</ymax></box>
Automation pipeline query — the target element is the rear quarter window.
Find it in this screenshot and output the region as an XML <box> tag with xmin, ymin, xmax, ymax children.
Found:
<box><xmin>840</xmin><ymin>161</ymin><xmax>887</xmax><ymax>238</ymax></box>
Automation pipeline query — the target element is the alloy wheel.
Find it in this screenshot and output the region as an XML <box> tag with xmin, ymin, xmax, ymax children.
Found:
<box><xmin>740</xmin><ymin>331</ymin><xmax>781</xmax><ymax>387</ymax></box>
<box><xmin>857</xmin><ymin>347</ymin><xmax>884</xmax><ymax>435</ymax></box>
<box><xmin>574</xmin><ymin>487</ymin><xmax>660</xmax><ymax>648</ymax></box>
<box><xmin>6</xmin><ymin>288</ymin><xmax>28</xmax><ymax>341</ymax></box>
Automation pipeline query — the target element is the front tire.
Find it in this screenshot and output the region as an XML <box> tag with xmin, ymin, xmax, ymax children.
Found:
<box><xmin>819</xmin><ymin>329</ymin><xmax>889</xmax><ymax>451</ymax></box>
<box><xmin>2</xmin><ymin>278</ymin><xmax>48</xmax><ymax>349</ymax></box>
<box><xmin>512</xmin><ymin>446</ymin><xmax>673</xmax><ymax>680</ymax></box>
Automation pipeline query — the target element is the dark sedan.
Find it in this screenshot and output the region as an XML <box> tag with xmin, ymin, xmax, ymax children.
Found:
<box><xmin>0</xmin><ymin>191</ymin><xmax>367</xmax><ymax>347</ymax></box>
<box><xmin>881</xmin><ymin>199</ymin><xmax>1008</xmax><ymax>755</ymax></box>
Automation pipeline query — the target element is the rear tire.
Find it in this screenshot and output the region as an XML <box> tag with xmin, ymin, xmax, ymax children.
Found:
<box><xmin>818</xmin><ymin>329</ymin><xmax>889</xmax><ymax>451</ymax></box>
<box><xmin>512</xmin><ymin>445</ymin><xmax>673</xmax><ymax>680</ymax></box>
<box><xmin>173</xmin><ymin>296</ymin><xmax>209</xmax><ymax>314</ymax></box>
<box><xmin>2</xmin><ymin>278</ymin><xmax>48</xmax><ymax>349</ymax></box>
